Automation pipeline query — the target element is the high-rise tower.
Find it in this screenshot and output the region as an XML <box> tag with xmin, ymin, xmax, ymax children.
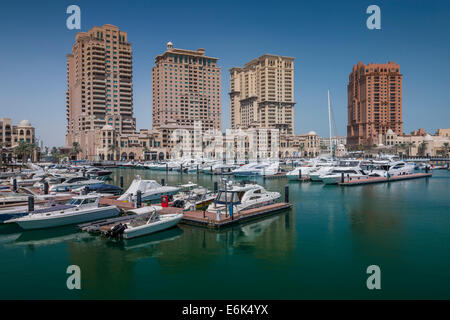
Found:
<box><xmin>66</xmin><ymin>24</ymin><xmax>135</xmax><ymax>158</ymax></box>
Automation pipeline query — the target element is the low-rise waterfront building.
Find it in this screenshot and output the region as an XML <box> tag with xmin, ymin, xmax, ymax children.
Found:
<box><xmin>0</xmin><ymin>118</ymin><xmax>38</xmax><ymax>163</ymax></box>
<box><xmin>380</xmin><ymin>128</ymin><xmax>450</xmax><ymax>157</ymax></box>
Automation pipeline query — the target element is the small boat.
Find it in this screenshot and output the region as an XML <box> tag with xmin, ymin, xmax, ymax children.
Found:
<box><xmin>118</xmin><ymin>176</ymin><xmax>179</xmax><ymax>202</ymax></box>
<box><xmin>6</xmin><ymin>195</ymin><xmax>120</xmax><ymax>230</ymax></box>
<box><xmin>121</xmin><ymin>211</ymin><xmax>183</xmax><ymax>239</ymax></box>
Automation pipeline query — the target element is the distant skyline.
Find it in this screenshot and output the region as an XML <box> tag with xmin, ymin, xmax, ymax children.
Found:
<box><xmin>0</xmin><ymin>0</ymin><xmax>449</xmax><ymax>147</ymax></box>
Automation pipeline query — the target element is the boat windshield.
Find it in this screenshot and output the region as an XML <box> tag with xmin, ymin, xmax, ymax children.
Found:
<box><xmin>66</xmin><ymin>198</ymin><xmax>84</xmax><ymax>206</ymax></box>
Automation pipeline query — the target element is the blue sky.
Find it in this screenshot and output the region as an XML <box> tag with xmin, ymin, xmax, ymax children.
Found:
<box><xmin>0</xmin><ymin>0</ymin><xmax>449</xmax><ymax>147</ymax></box>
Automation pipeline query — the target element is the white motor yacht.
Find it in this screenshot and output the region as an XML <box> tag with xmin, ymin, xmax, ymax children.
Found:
<box><xmin>6</xmin><ymin>195</ymin><xmax>120</xmax><ymax>230</ymax></box>
<box><xmin>286</xmin><ymin>156</ymin><xmax>336</xmax><ymax>180</ymax></box>
<box><xmin>365</xmin><ymin>161</ymin><xmax>415</xmax><ymax>177</ymax></box>
<box><xmin>118</xmin><ymin>176</ymin><xmax>180</xmax><ymax>202</ymax></box>
<box><xmin>206</xmin><ymin>182</ymin><xmax>280</xmax><ymax>215</ymax></box>
<box><xmin>320</xmin><ymin>167</ymin><xmax>368</xmax><ymax>185</ymax></box>
<box><xmin>232</xmin><ymin>162</ymin><xmax>279</xmax><ymax>177</ymax></box>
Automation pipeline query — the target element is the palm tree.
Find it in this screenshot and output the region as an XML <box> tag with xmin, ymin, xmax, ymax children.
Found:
<box><xmin>72</xmin><ymin>142</ymin><xmax>82</xmax><ymax>160</ymax></box>
<box><xmin>418</xmin><ymin>141</ymin><xmax>427</xmax><ymax>156</ymax></box>
<box><xmin>442</xmin><ymin>142</ymin><xmax>450</xmax><ymax>157</ymax></box>
<box><xmin>13</xmin><ymin>141</ymin><xmax>34</xmax><ymax>164</ymax></box>
<box><xmin>298</xmin><ymin>144</ymin><xmax>305</xmax><ymax>157</ymax></box>
<box><xmin>405</xmin><ymin>142</ymin><xmax>414</xmax><ymax>157</ymax></box>
<box><xmin>108</xmin><ymin>144</ymin><xmax>119</xmax><ymax>161</ymax></box>
<box><xmin>50</xmin><ymin>147</ymin><xmax>59</xmax><ymax>163</ymax></box>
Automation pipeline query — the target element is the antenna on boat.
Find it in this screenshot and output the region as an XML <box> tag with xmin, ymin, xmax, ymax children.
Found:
<box><xmin>328</xmin><ymin>89</ymin><xmax>333</xmax><ymax>157</ymax></box>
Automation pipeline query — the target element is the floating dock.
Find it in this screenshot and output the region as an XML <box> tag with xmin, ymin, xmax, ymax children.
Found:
<box><xmin>338</xmin><ymin>172</ymin><xmax>432</xmax><ymax>186</ymax></box>
<box><xmin>181</xmin><ymin>202</ymin><xmax>292</xmax><ymax>229</ymax></box>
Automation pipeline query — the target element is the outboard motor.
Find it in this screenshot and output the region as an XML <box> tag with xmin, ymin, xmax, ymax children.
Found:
<box><xmin>173</xmin><ymin>199</ymin><xmax>185</xmax><ymax>208</ymax></box>
<box><xmin>108</xmin><ymin>223</ymin><xmax>127</xmax><ymax>238</ymax></box>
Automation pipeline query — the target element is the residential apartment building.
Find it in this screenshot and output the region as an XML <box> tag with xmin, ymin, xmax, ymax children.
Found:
<box><xmin>279</xmin><ymin>131</ymin><xmax>320</xmax><ymax>158</ymax></box>
<box><xmin>66</xmin><ymin>24</ymin><xmax>135</xmax><ymax>159</ymax></box>
<box><xmin>1</xmin><ymin>118</ymin><xmax>37</xmax><ymax>163</ymax></box>
<box><xmin>347</xmin><ymin>61</ymin><xmax>403</xmax><ymax>148</ymax></box>
<box><xmin>95</xmin><ymin>125</ymin><xmax>166</xmax><ymax>161</ymax></box>
<box><xmin>152</xmin><ymin>42</ymin><xmax>221</xmax><ymax>132</ymax></box>
<box><xmin>0</xmin><ymin>118</ymin><xmax>35</xmax><ymax>148</ymax></box>
<box><xmin>229</xmin><ymin>54</ymin><xmax>295</xmax><ymax>135</ymax></box>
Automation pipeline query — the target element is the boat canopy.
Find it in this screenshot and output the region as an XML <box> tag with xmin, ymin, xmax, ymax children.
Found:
<box><xmin>214</xmin><ymin>190</ymin><xmax>241</xmax><ymax>205</ymax></box>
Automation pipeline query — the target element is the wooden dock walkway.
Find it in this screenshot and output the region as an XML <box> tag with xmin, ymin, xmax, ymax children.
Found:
<box><xmin>99</xmin><ymin>196</ymin><xmax>136</xmax><ymax>210</ymax></box>
<box><xmin>339</xmin><ymin>172</ymin><xmax>432</xmax><ymax>186</ymax></box>
<box><xmin>181</xmin><ymin>202</ymin><xmax>291</xmax><ymax>229</ymax></box>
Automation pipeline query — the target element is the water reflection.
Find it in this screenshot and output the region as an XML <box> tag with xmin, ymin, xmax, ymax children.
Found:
<box><xmin>7</xmin><ymin>226</ymin><xmax>90</xmax><ymax>249</ymax></box>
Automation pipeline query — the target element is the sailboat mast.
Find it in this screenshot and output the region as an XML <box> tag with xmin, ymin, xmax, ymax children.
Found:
<box><xmin>327</xmin><ymin>89</ymin><xmax>333</xmax><ymax>156</ymax></box>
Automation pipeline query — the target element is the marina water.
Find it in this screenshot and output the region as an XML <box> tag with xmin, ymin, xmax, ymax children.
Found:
<box><xmin>0</xmin><ymin>168</ymin><xmax>449</xmax><ymax>299</ymax></box>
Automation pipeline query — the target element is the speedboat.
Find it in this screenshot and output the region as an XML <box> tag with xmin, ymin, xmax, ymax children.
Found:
<box><xmin>118</xmin><ymin>176</ymin><xmax>179</xmax><ymax>202</ymax></box>
<box><xmin>0</xmin><ymin>201</ymin><xmax>75</xmax><ymax>223</ymax></box>
<box><xmin>6</xmin><ymin>195</ymin><xmax>120</xmax><ymax>230</ymax></box>
<box><xmin>319</xmin><ymin>167</ymin><xmax>368</xmax><ymax>185</ymax></box>
<box><xmin>104</xmin><ymin>209</ymin><xmax>183</xmax><ymax>240</ymax></box>
<box><xmin>49</xmin><ymin>176</ymin><xmax>105</xmax><ymax>192</ymax></box>
<box><xmin>206</xmin><ymin>182</ymin><xmax>280</xmax><ymax>215</ymax></box>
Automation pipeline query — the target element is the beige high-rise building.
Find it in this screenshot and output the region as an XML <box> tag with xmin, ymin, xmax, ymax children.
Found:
<box><xmin>152</xmin><ymin>42</ymin><xmax>221</xmax><ymax>132</ymax></box>
<box><xmin>66</xmin><ymin>24</ymin><xmax>135</xmax><ymax>158</ymax></box>
<box><xmin>229</xmin><ymin>54</ymin><xmax>295</xmax><ymax>135</ymax></box>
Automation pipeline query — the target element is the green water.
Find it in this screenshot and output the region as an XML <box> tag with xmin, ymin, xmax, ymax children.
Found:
<box><xmin>0</xmin><ymin>169</ymin><xmax>449</xmax><ymax>299</ymax></box>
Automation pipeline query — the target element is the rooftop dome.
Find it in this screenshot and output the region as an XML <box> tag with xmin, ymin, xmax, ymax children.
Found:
<box><xmin>386</xmin><ymin>128</ymin><xmax>394</xmax><ymax>134</ymax></box>
<box><xmin>308</xmin><ymin>130</ymin><xmax>317</xmax><ymax>135</ymax></box>
<box><xmin>18</xmin><ymin>120</ymin><xmax>31</xmax><ymax>127</ymax></box>
<box><xmin>167</xmin><ymin>41</ymin><xmax>173</xmax><ymax>50</ymax></box>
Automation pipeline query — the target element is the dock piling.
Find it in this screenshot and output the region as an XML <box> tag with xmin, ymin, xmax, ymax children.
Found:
<box><xmin>285</xmin><ymin>185</ymin><xmax>289</xmax><ymax>203</ymax></box>
<box><xmin>136</xmin><ymin>190</ymin><xmax>142</xmax><ymax>208</ymax></box>
<box><xmin>161</xmin><ymin>178</ymin><xmax>165</xmax><ymax>186</ymax></box>
<box><xmin>120</xmin><ymin>176</ymin><xmax>124</xmax><ymax>189</ymax></box>
<box><xmin>214</xmin><ymin>181</ymin><xmax>218</xmax><ymax>194</ymax></box>
<box><xmin>44</xmin><ymin>181</ymin><xmax>49</xmax><ymax>195</ymax></box>
<box><xmin>298</xmin><ymin>169</ymin><xmax>302</xmax><ymax>180</ymax></box>
<box><xmin>13</xmin><ymin>178</ymin><xmax>17</xmax><ymax>192</ymax></box>
<box><xmin>28</xmin><ymin>196</ymin><xmax>34</xmax><ymax>212</ymax></box>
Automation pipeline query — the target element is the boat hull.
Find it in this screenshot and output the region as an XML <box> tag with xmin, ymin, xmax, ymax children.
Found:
<box><xmin>12</xmin><ymin>207</ymin><xmax>120</xmax><ymax>230</ymax></box>
<box><xmin>123</xmin><ymin>213</ymin><xmax>183</xmax><ymax>239</ymax></box>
